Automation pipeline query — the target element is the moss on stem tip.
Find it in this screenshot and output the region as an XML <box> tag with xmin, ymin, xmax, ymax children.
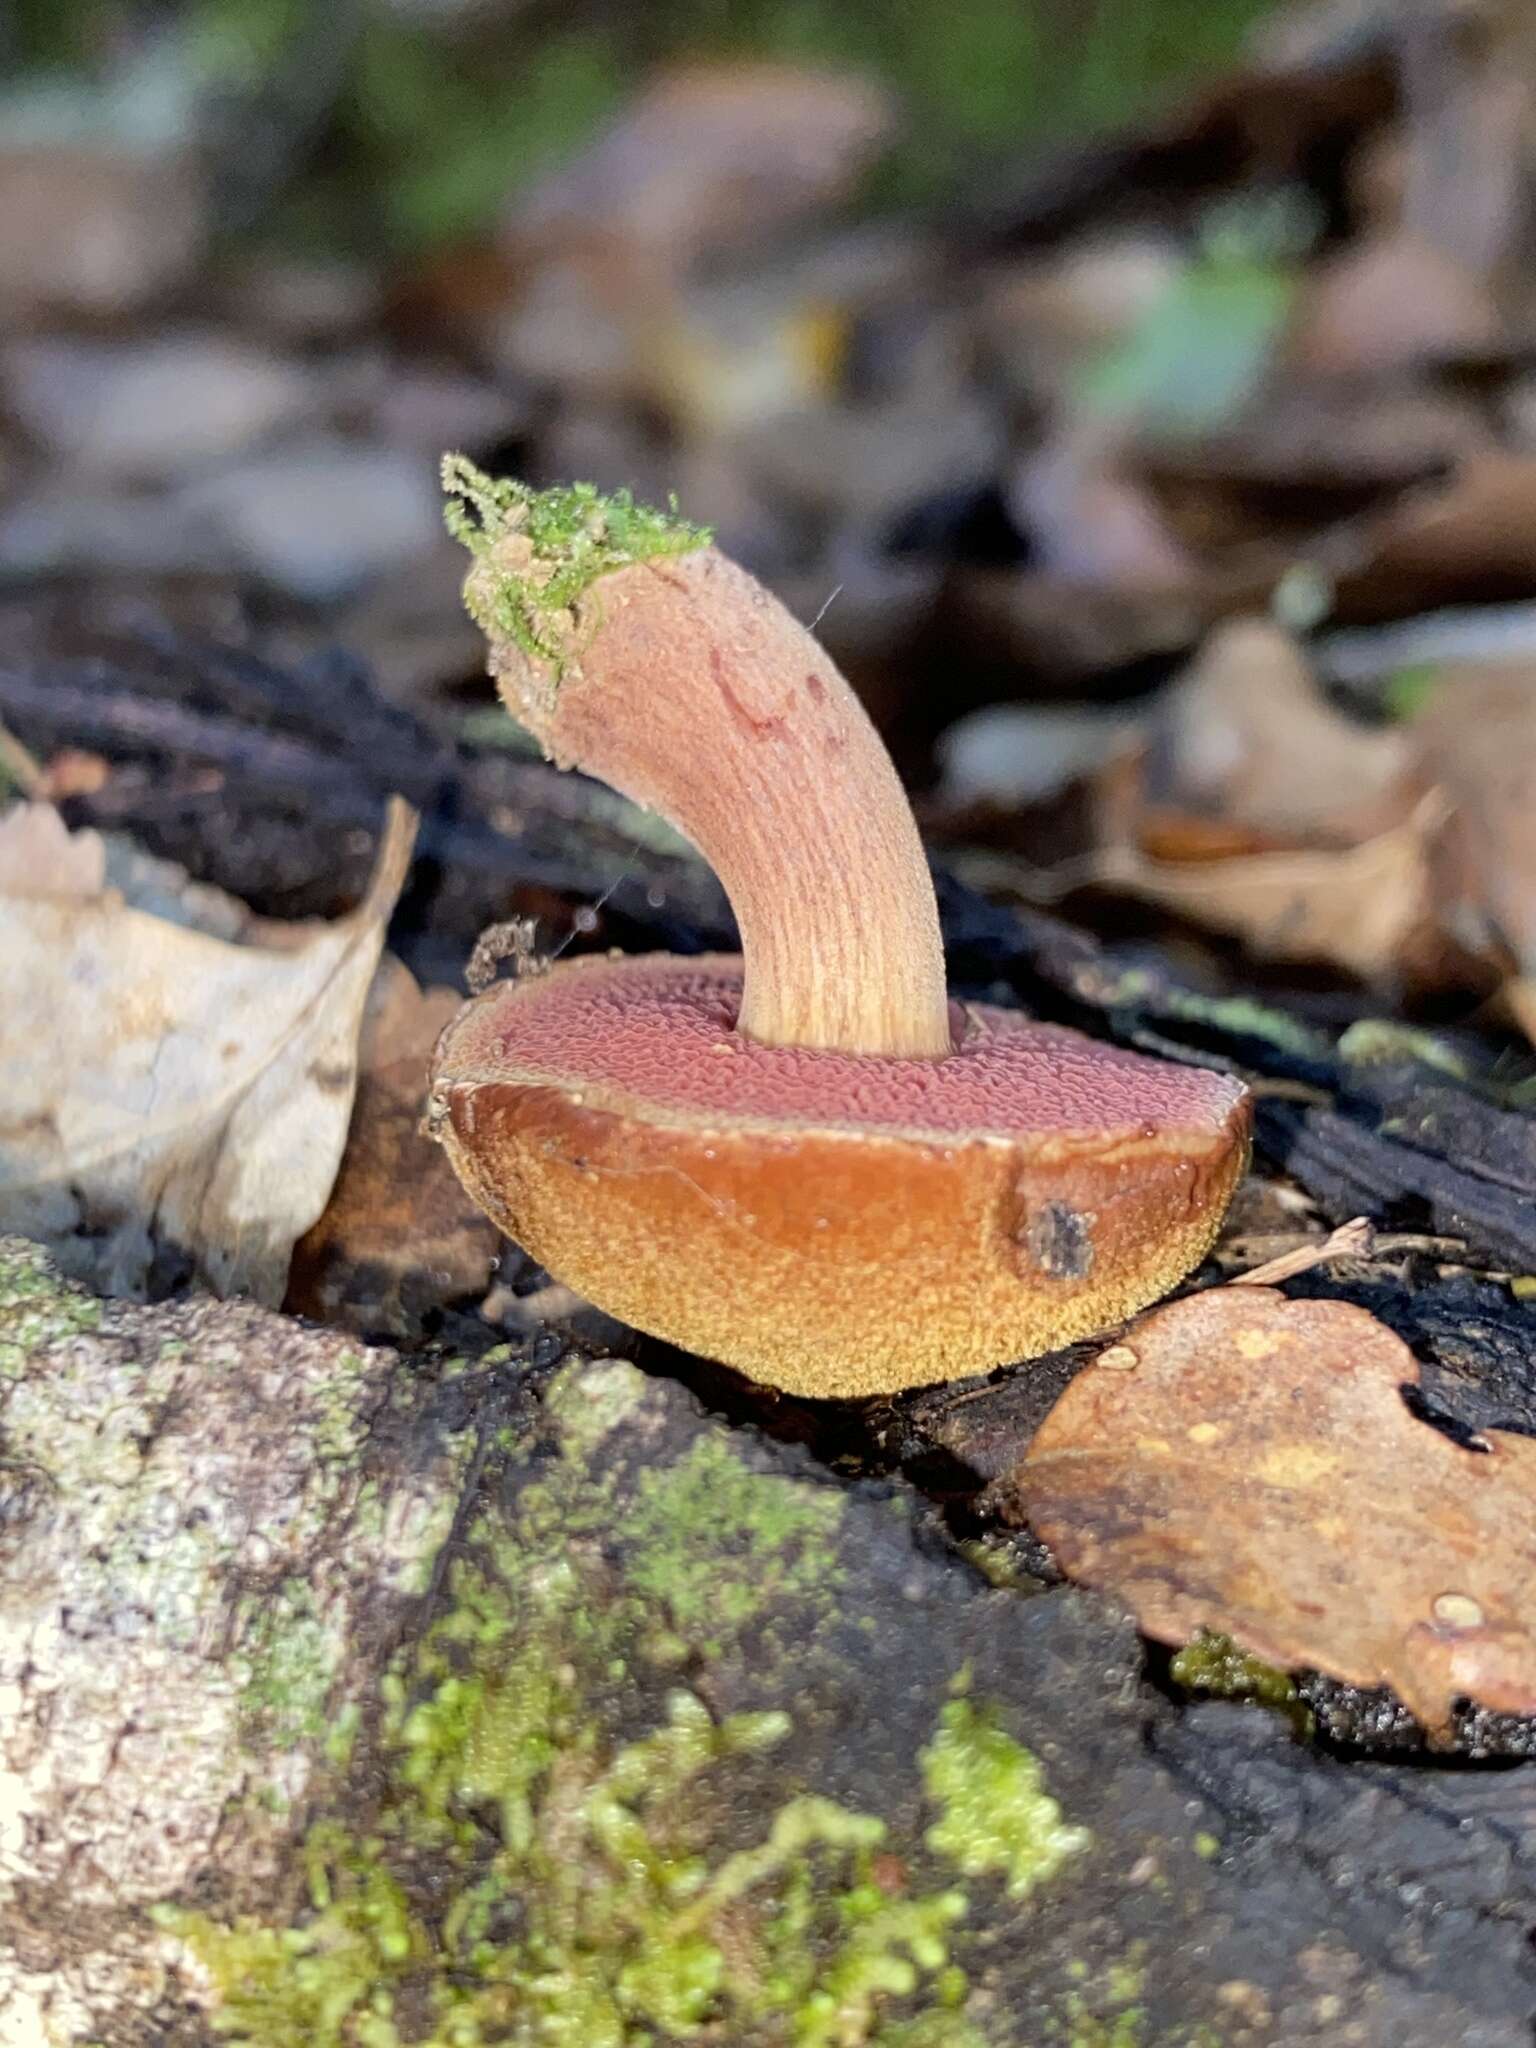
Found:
<box><xmin>441</xmin><ymin>453</ymin><xmax>712</xmax><ymax>667</ymax></box>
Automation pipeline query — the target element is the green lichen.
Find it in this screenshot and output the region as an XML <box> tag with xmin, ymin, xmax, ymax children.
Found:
<box><xmin>441</xmin><ymin>455</ymin><xmax>712</xmax><ymax>670</ymax></box>
<box><xmin>541</xmin><ymin>1357</ymin><xmax>646</xmax><ymax>1457</ymax></box>
<box><xmin>0</xmin><ymin>1235</ymin><xmax>101</xmax><ymax>1380</ymax></box>
<box><xmin>920</xmin><ymin>1697</ymin><xmax>1090</xmax><ymax>1902</ymax></box>
<box><xmin>1170</xmin><ymin>1633</ymin><xmax>1314</xmax><ymax>1741</ymax></box>
<box><xmin>310</xmin><ymin>1351</ymin><xmax>372</xmax><ymax>1469</ymax></box>
<box><xmin>237</xmin><ymin>1577</ymin><xmax>347</xmax><ymax>1750</ymax></box>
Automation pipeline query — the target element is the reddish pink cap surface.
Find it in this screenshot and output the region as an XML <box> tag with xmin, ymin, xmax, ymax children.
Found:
<box><xmin>445</xmin><ymin>953</ymin><xmax>1247</xmax><ymax>1142</ymax></box>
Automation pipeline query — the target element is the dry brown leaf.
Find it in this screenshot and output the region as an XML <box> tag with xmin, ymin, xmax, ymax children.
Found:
<box><xmin>1147</xmin><ymin>618</ymin><xmax>1413</xmax><ymax>843</ymax></box>
<box><xmin>1015</xmin><ymin>1286</ymin><xmax>1536</xmax><ymax>1735</ymax></box>
<box><xmin>0</xmin><ymin>144</ymin><xmax>204</xmax><ymax>322</ymax></box>
<box><xmin>285</xmin><ymin>964</ymin><xmax>500</xmax><ymax>1338</ymax></box>
<box><xmin>1288</xmin><ymin>231</ymin><xmax>1503</xmax><ymax>378</ymax></box>
<box><xmin>1092</xmin><ymin>791</ymin><xmax>1447</xmax><ymax>981</ymax></box>
<box><xmin>507</xmin><ymin>63</ymin><xmax>895</xmax><ymax>276</ymax></box>
<box><xmin>1410</xmin><ymin>661</ymin><xmax>1536</xmax><ymax>969</ymax></box>
<box><xmin>1008</xmin><ymin>431</ymin><xmax>1197</xmax><ymax>593</ymax></box>
<box><xmin>1086</xmin><ymin>634</ymin><xmax>1536</xmax><ymax>1001</ymax></box>
<box><xmin>0</xmin><ymin>800</ymin><xmax>416</xmax><ymax>1303</ymax></box>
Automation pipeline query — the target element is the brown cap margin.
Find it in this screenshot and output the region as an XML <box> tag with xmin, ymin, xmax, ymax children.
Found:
<box><xmin>428</xmin><ymin>956</ymin><xmax>1251</xmax><ymax>1400</ymax></box>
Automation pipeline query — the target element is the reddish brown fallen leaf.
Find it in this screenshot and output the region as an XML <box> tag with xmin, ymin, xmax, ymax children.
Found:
<box><xmin>1014</xmin><ymin>1286</ymin><xmax>1536</xmax><ymax>1736</ymax></box>
<box><xmin>285</xmin><ymin>962</ymin><xmax>500</xmax><ymax>1338</ymax></box>
<box><xmin>1071</xmin><ymin>628</ymin><xmax>1451</xmax><ymax>981</ymax></box>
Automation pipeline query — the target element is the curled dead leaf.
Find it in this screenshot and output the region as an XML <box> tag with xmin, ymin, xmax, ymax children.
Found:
<box><xmin>285</xmin><ymin>961</ymin><xmax>501</xmax><ymax>1339</ymax></box>
<box><xmin>0</xmin><ymin>799</ymin><xmax>416</xmax><ymax>1303</ymax></box>
<box><xmin>1092</xmin><ymin>791</ymin><xmax>1448</xmax><ymax>982</ymax></box>
<box><xmin>1146</xmin><ymin>618</ymin><xmax>1412</xmax><ymax>844</ymax></box>
<box><xmin>1014</xmin><ymin>1286</ymin><xmax>1536</xmax><ymax>1737</ymax></box>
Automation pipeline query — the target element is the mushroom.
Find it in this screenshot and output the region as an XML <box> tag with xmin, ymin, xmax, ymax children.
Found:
<box><xmin>428</xmin><ymin>459</ymin><xmax>1251</xmax><ymax>1398</ymax></box>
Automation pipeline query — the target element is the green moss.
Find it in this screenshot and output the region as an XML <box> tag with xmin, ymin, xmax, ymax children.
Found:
<box><xmin>1335</xmin><ymin>1018</ymin><xmax>1470</xmax><ymax>1082</ymax></box>
<box><xmin>1051</xmin><ymin>1951</ymin><xmax>1163</xmax><ymax>2047</ymax></box>
<box><xmin>615</xmin><ymin>1433</ymin><xmax>846</xmax><ymax>1651</ymax></box>
<box><xmin>953</xmin><ymin>1535</ymin><xmax>1045</xmax><ymax>1593</ymax></box>
<box><xmin>162</xmin><ymin>1371</ymin><xmax>994</xmax><ymax>2046</ymax></box>
<box><xmin>1058</xmin><ymin>1997</ymin><xmax>1147</xmax><ymax>2048</ymax></box>
<box><xmin>921</xmin><ymin>1698</ymin><xmax>1090</xmax><ymax>1902</ymax></box>
<box><xmin>168</xmin><ymin>1550</ymin><xmax>979</xmax><ymax>2046</ymax></box>
<box><xmin>1170</xmin><ymin>1633</ymin><xmax>1314</xmax><ymax>1740</ymax></box>
<box><xmin>442</xmin><ymin>456</ymin><xmax>711</xmax><ymax>671</ymax></box>
<box><xmin>1108</xmin><ymin>977</ymin><xmax>1329</xmax><ymax>1063</ymax></box>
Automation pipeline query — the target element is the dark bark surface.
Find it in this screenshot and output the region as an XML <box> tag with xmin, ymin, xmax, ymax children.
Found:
<box><xmin>5</xmin><ymin>1235</ymin><xmax>1536</xmax><ymax>2046</ymax></box>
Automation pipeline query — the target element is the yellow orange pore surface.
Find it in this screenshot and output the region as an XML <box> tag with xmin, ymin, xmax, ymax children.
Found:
<box><xmin>428</xmin><ymin>953</ymin><xmax>1251</xmax><ymax>1398</ymax></box>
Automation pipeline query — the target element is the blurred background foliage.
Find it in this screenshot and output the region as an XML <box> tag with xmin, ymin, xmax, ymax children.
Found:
<box><xmin>5</xmin><ymin>0</ymin><xmax>1277</xmax><ymax>251</ymax></box>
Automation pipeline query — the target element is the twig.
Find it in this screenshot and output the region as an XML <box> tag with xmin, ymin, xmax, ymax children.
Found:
<box><xmin>1229</xmin><ymin>1216</ymin><xmax>1375</xmax><ymax>1288</ymax></box>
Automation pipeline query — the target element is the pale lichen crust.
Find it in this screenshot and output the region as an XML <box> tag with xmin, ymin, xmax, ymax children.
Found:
<box><xmin>441</xmin><ymin>453</ymin><xmax>712</xmax><ymax>668</ymax></box>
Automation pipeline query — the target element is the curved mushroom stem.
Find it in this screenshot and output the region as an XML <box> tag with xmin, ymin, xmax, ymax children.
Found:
<box><xmin>450</xmin><ymin>469</ymin><xmax>951</xmax><ymax>1058</ymax></box>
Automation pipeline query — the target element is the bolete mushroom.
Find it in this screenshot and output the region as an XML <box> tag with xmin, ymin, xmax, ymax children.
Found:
<box><xmin>427</xmin><ymin>459</ymin><xmax>1250</xmax><ymax>1398</ymax></box>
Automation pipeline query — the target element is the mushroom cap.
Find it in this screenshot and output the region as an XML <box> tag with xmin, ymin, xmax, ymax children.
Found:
<box><xmin>429</xmin><ymin>953</ymin><xmax>1251</xmax><ymax>1399</ymax></box>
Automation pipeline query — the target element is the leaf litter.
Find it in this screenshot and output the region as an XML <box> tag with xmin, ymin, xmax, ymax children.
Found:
<box><xmin>0</xmin><ymin>796</ymin><xmax>416</xmax><ymax>1304</ymax></box>
<box><xmin>1014</xmin><ymin>1284</ymin><xmax>1536</xmax><ymax>1739</ymax></box>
